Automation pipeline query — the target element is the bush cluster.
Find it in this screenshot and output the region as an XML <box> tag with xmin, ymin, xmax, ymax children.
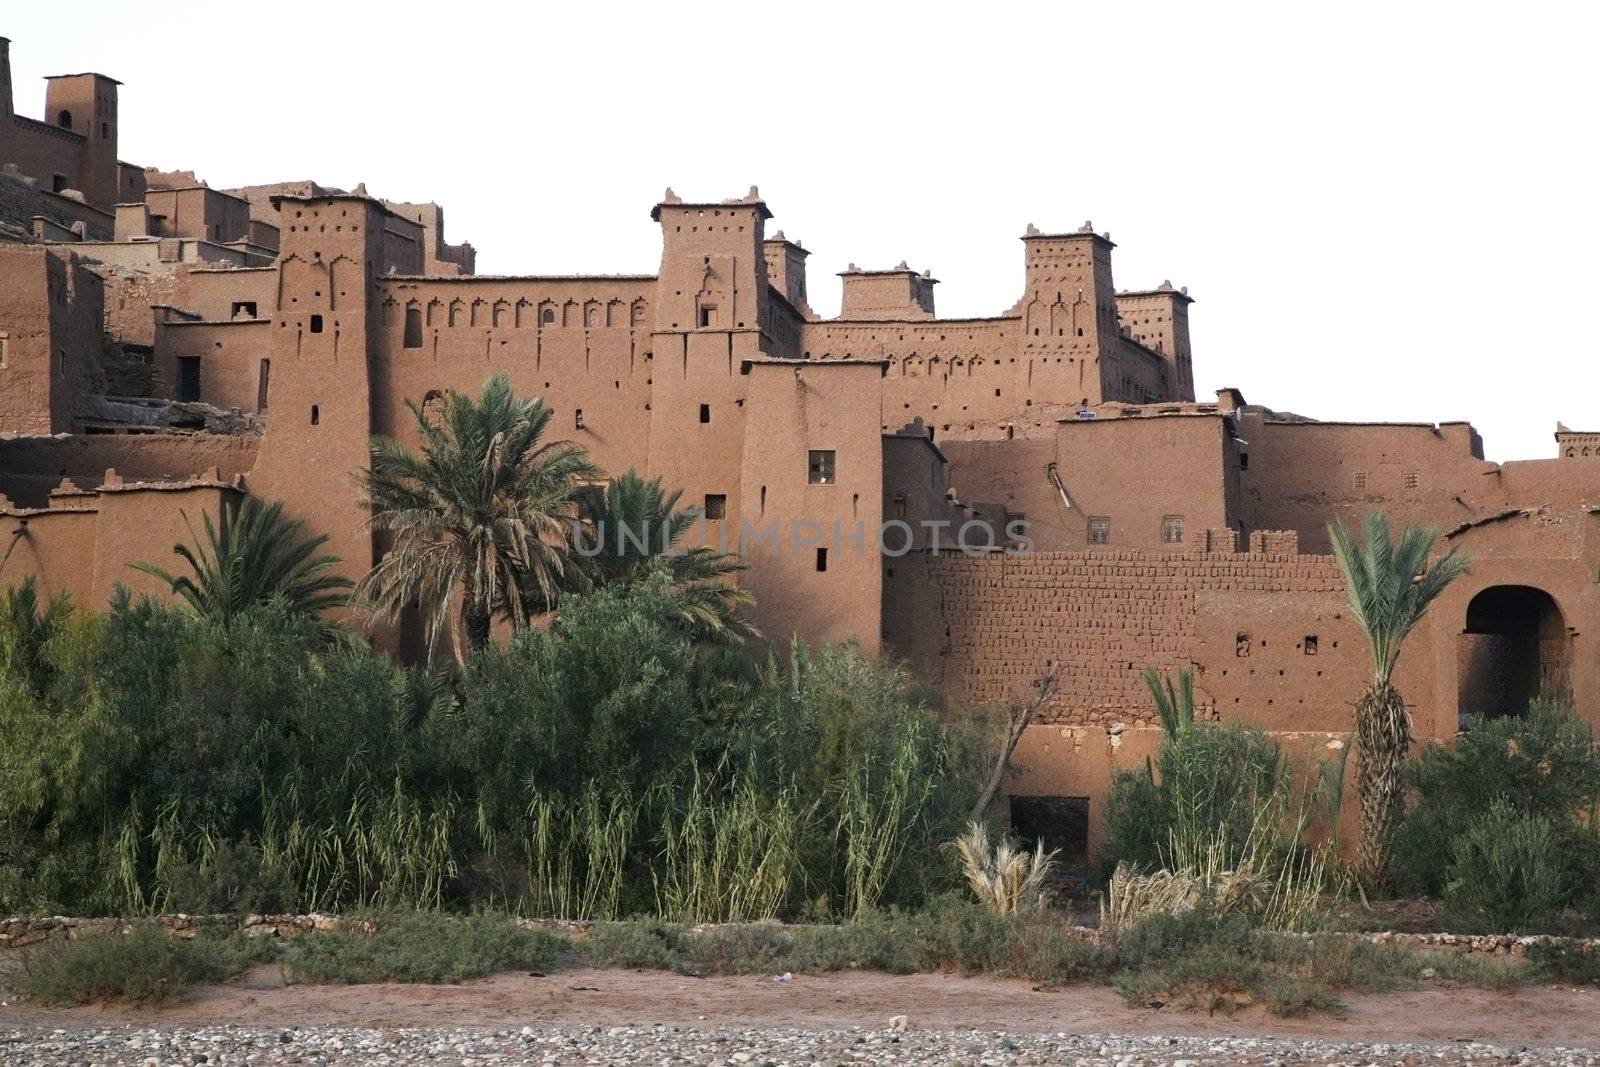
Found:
<box><xmin>0</xmin><ymin>577</ymin><xmax>981</xmax><ymax>921</ymax></box>
<box><xmin>1390</xmin><ymin>701</ymin><xmax>1600</xmax><ymax>932</ymax></box>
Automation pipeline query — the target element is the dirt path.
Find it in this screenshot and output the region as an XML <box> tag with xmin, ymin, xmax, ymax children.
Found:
<box><xmin>8</xmin><ymin>965</ymin><xmax>1600</xmax><ymax>1049</ymax></box>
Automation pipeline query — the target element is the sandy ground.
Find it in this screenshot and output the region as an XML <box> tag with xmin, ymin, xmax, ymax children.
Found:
<box><xmin>7</xmin><ymin>964</ymin><xmax>1600</xmax><ymax>1049</ymax></box>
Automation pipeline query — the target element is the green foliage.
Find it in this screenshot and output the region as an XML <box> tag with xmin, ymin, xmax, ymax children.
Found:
<box><xmin>1526</xmin><ymin>938</ymin><xmax>1600</xmax><ymax>984</ymax></box>
<box><xmin>1442</xmin><ymin>801</ymin><xmax>1570</xmax><ymax>933</ymax></box>
<box><xmin>1142</xmin><ymin>666</ymin><xmax>1196</xmax><ymax>739</ymax></box>
<box><xmin>128</xmin><ymin>495</ymin><xmax>351</xmax><ymax>638</ymax></box>
<box><xmin>357</xmin><ymin>374</ymin><xmax>601</xmax><ymax>658</ymax></box>
<box><xmin>1102</xmin><ymin>718</ymin><xmax>1288</xmax><ymax>873</ymax></box>
<box><xmin>284</xmin><ymin>912</ymin><xmax>563</xmax><ymax>984</ymax></box>
<box><xmin>15</xmin><ymin>926</ymin><xmax>245</xmax><ymax>1005</ymax></box>
<box><xmin>573</xmin><ymin>471</ymin><xmax>755</xmax><ymax>645</ymax></box>
<box><xmin>0</xmin><ymin>572</ymin><xmax>979</xmax><ymax>921</ymax></box>
<box><xmin>1327</xmin><ymin>512</ymin><xmax>1470</xmax><ymax>688</ymax></box>
<box><xmin>1393</xmin><ymin>700</ymin><xmax>1600</xmax><ymax>899</ymax></box>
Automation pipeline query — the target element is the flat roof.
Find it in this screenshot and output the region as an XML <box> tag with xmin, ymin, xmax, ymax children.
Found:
<box><xmin>43</xmin><ymin>72</ymin><xmax>122</xmax><ymax>84</ymax></box>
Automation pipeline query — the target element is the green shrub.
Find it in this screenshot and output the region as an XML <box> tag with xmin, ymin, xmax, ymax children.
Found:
<box><xmin>1526</xmin><ymin>938</ymin><xmax>1600</xmax><ymax>984</ymax></box>
<box><xmin>1391</xmin><ymin>701</ymin><xmax>1600</xmax><ymax>898</ymax></box>
<box><xmin>284</xmin><ymin>913</ymin><xmax>562</xmax><ymax>984</ymax></box>
<box><xmin>1443</xmin><ymin>801</ymin><xmax>1569</xmax><ymax>933</ymax></box>
<box><xmin>579</xmin><ymin>921</ymin><xmax>690</xmax><ymax>971</ymax></box>
<box><xmin>15</xmin><ymin>926</ymin><xmax>243</xmax><ymax>1005</ymax></box>
<box><xmin>1102</xmin><ymin>719</ymin><xmax>1289</xmax><ymax>873</ymax></box>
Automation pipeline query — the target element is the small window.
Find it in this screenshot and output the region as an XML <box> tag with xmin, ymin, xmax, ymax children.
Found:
<box><xmin>177</xmin><ymin>356</ymin><xmax>201</xmax><ymax>402</ymax></box>
<box><xmin>231</xmin><ymin>301</ymin><xmax>257</xmax><ymax>320</ymax></box>
<box><xmin>56</xmin><ymin>110</ymin><xmax>72</xmax><ymax>129</ymax></box>
<box><xmin>256</xmin><ymin>358</ymin><xmax>270</xmax><ymax>412</ymax></box>
<box><xmin>698</xmin><ymin>305</ymin><xmax>717</xmax><ymax>328</ymax></box>
<box><xmin>52</xmin><ymin>174</ymin><xmax>69</xmax><ymax>193</ymax></box>
<box><xmin>1404</xmin><ymin>471</ymin><xmax>1419</xmax><ymax>489</ymax></box>
<box><xmin>1353</xmin><ymin>471</ymin><xmax>1368</xmax><ymax>490</ymax></box>
<box><xmin>309</xmin><ymin>314</ymin><xmax>324</xmax><ymax>334</ymax></box>
<box><xmin>1087</xmin><ymin>516</ymin><xmax>1110</xmax><ymax>545</ymax></box>
<box><xmin>0</xmin><ymin>332</ymin><xmax>8</xmax><ymax>368</ymax></box>
<box><xmin>1161</xmin><ymin>515</ymin><xmax>1184</xmax><ymax>544</ymax></box>
<box><xmin>540</xmin><ymin>307</ymin><xmax>555</xmax><ymax>324</ymax></box>
<box><xmin>815</xmin><ymin>547</ymin><xmax>828</xmax><ymax>572</ymax></box>
<box><xmin>699</xmin><ymin>403</ymin><xmax>711</xmax><ymax>424</ymax></box>
<box><xmin>704</xmin><ymin>494</ymin><xmax>727</xmax><ymax>520</ymax></box>
<box><xmin>1239</xmin><ymin>452</ymin><xmax>1250</xmax><ymax>471</ymax></box>
<box><xmin>575</xmin><ymin>408</ymin><xmax>585</xmax><ymax>430</ymax></box>
<box><xmin>893</xmin><ymin>496</ymin><xmax>908</xmax><ymax>520</ymax></box>
<box><xmin>310</xmin><ymin>404</ymin><xmax>320</xmax><ymax>425</ymax></box>
<box><xmin>808</xmin><ymin>450</ymin><xmax>836</xmax><ymax>485</ymax></box>
<box><xmin>1303</xmin><ymin>635</ymin><xmax>1318</xmax><ymax>656</ymax></box>
<box><xmin>100</xmin><ymin>122</ymin><xmax>109</xmax><ymax>138</ymax></box>
<box><xmin>403</xmin><ymin>307</ymin><xmax>423</xmax><ymax>348</ymax></box>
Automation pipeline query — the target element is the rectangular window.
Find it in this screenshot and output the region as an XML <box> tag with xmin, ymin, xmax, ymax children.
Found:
<box><xmin>815</xmin><ymin>546</ymin><xmax>828</xmax><ymax>572</ymax></box>
<box><xmin>256</xmin><ymin>358</ymin><xmax>270</xmax><ymax>412</ymax></box>
<box><xmin>703</xmin><ymin>493</ymin><xmax>726</xmax><ymax>520</ymax></box>
<box><xmin>1161</xmin><ymin>514</ymin><xmax>1184</xmax><ymax>544</ymax></box>
<box><xmin>309</xmin><ymin>314</ymin><xmax>324</xmax><ymax>334</ymax></box>
<box><xmin>808</xmin><ymin>450</ymin><xmax>836</xmax><ymax>485</ymax></box>
<box><xmin>1087</xmin><ymin>517</ymin><xmax>1110</xmax><ymax>545</ymax></box>
<box><xmin>231</xmin><ymin>301</ymin><xmax>258</xmax><ymax>320</ymax></box>
<box><xmin>1404</xmin><ymin>471</ymin><xmax>1419</xmax><ymax>489</ymax></box>
<box><xmin>310</xmin><ymin>404</ymin><xmax>320</xmax><ymax>425</ymax></box>
<box><xmin>52</xmin><ymin>174</ymin><xmax>68</xmax><ymax>193</ymax></box>
<box><xmin>177</xmin><ymin>356</ymin><xmax>201</xmax><ymax>402</ymax></box>
<box><xmin>1239</xmin><ymin>452</ymin><xmax>1250</xmax><ymax>471</ymax></box>
<box><xmin>403</xmin><ymin>307</ymin><xmax>424</xmax><ymax>348</ymax></box>
<box><xmin>698</xmin><ymin>305</ymin><xmax>717</xmax><ymax>328</ymax></box>
<box><xmin>0</xmin><ymin>331</ymin><xmax>8</xmax><ymax>368</ymax></box>
<box><xmin>575</xmin><ymin>408</ymin><xmax>585</xmax><ymax>430</ymax></box>
<box><xmin>1353</xmin><ymin>471</ymin><xmax>1368</xmax><ymax>490</ymax></box>
<box><xmin>893</xmin><ymin>496</ymin><xmax>908</xmax><ymax>520</ymax></box>
<box><xmin>699</xmin><ymin>403</ymin><xmax>711</xmax><ymax>424</ymax></box>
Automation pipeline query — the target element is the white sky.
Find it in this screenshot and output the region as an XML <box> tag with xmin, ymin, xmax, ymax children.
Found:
<box><xmin>7</xmin><ymin>2</ymin><xmax>1597</xmax><ymax>461</ymax></box>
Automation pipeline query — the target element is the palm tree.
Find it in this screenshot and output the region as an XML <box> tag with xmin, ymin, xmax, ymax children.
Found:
<box><xmin>0</xmin><ymin>576</ymin><xmax>74</xmax><ymax>696</ymax></box>
<box><xmin>129</xmin><ymin>495</ymin><xmax>350</xmax><ymax>635</ymax></box>
<box><xmin>356</xmin><ymin>375</ymin><xmax>599</xmax><ymax>659</ymax></box>
<box><xmin>1328</xmin><ymin>511</ymin><xmax>1469</xmax><ymax>888</ymax></box>
<box><xmin>575</xmin><ymin>471</ymin><xmax>756</xmax><ymax>645</ymax></box>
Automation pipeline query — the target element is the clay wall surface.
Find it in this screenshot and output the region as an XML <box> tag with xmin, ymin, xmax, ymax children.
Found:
<box><xmin>373</xmin><ymin>276</ymin><xmax>656</xmax><ymax>479</ymax></box>
<box><xmin>174</xmin><ymin>266</ymin><xmax>280</xmax><ymax>322</ymax></box>
<box><xmin>100</xmin><ymin>268</ymin><xmax>176</xmax><ymax>348</ymax></box>
<box><xmin>0</xmin><ymin>433</ymin><xmax>258</xmax><ymax>508</ymax></box>
<box><xmin>144</xmin><ymin>187</ymin><xmax>251</xmax><ymax>243</ymax></box>
<box><xmin>0</xmin><ymin>245</ymin><xmax>103</xmax><ymax>433</ymax></box>
<box><xmin>738</xmin><ymin>360</ymin><xmax>885</xmax><ymax>652</ymax></box>
<box><xmin>152</xmin><ymin>319</ymin><xmax>272</xmax><ymax>412</ymax></box>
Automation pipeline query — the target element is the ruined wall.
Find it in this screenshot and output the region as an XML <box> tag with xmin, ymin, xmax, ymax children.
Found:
<box><xmin>0</xmin><ymin>433</ymin><xmax>258</xmax><ymax>508</ymax></box>
<box><xmin>0</xmin><ymin>245</ymin><xmax>102</xmax><ymax>433</ymax></box>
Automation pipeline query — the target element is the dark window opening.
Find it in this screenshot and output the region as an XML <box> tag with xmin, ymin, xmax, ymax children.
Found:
<box><xmin>256</xmin><ymin>358</ymin><xmax>270</xmax><ymax>413</ymax></box>
<box><xmin>808</xmin><ymin>449</ymin><xmax>836</xmax><ymax>485</ymax></box>
<box><xmin>1161</xmin><ymin>514</ymin><xmax>1184</xmax><ymax>544</ymax></box>
<box><xmin>815</xmin><ymin>547</ymin><xmax>828</xmax><ymax>572</ymax></box>
<box><xmin>310</xmin><ymin>404</ymin><xmax>320</xmax><ymax>425</ymax></box>
<box><xmin>575</xmin><ymin>408</ymin><xmax>585</xmax><ymax>430</ymax></box>
<box><xmin>1459</xmin><ymin>585</ymin><xmax>1572</xmax><ymax>723</ymax></box>
<box><xmin>309</xmin><ymin>314</ymin><xmax>324</xmax><ymax>334</ymax></box>
<box><xmin>1239</xmin><ymin>452</ymin><xmax>1250</xmax><ymax>471</ymax></box>
<box><xmin>1009</xmin><ymin>796</ymin><xmax>1090</xmax><ymax>874</ymax></box>
<box><xmin>540</xmin><ymin>307</ymin><xmax>555</xmax><ymax>324</ymax></box>
<box><xmin>698</xmin><ymin>305</ymin><xmax>717</xmax><ymax>328</ymax></box>
<box><xmin>1303</xmin><ymin>635</ymin><xmax>1318</xmax><ymax>655</ymax></box>
<box><xmin>177</xmin><ymin>356</ymin><xmax>201</xmax><ymax>402</ymax></box>
<box><xmin>1087</xmin><ymin>516</ymin><xmax>1110</xmax><ymax>545</ymax></box>
<box><xmin>699</xmin><ymin>403</ymin><xmax>711</xmax><ymax>424</ymax></box>
<box><xmin>101</xmin><ymin>122</ymin><xmax>109</xmax><ymax>138</ymax></box>
<box><xmin>52</xmin><ymin>174</ymin><xmax>69</xmax><ymax>193</ymax></box>
<box><xmin>403</xmin><ymin>307</ymin><xmax>424</xmax><ymax>348</ymax></box>
<box><xmin>704</xmin><ymin>493</ymin><xmax>727</xmax><ymax>520</ymax></box>
<box><xmin>231</xmin><ymin>301</ymin><xmax>257</xmax><ymax>320</ymax></box>
<box><xmin>56</xmin><ymin>109</ymin><xmax>71</xmax><ymax>129</ymax></box>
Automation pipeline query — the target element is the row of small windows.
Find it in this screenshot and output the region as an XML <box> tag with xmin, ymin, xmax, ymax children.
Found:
<box><xmin>401</xmin><ymin>304</ymin><xmax>645</xmax><ymax>345</ymax></box>
<box><xmin>1351</xmin><ymin>471</ymin><xmax>1421</xmax><ymax>490</ymax></box>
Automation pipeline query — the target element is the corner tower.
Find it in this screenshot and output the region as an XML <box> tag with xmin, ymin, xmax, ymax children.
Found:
<box><xmin>42</xmin><ymin>72</ymin><xmax>120</xmax><ymax>209</ymax></box>
<box><xmin>248</xmin><ymin>194</ymin><xmax>386</xmax><ymax>588</ymax></box>
<box><xmin>646</xmin><ymin>187</ymin><xmax>774</xmax><ymax>550</ymax></box>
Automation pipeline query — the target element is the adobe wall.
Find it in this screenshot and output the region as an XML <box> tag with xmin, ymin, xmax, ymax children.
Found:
<box><xmin>0</xmin><ymin>245</ymin><xmax>103</xmax><ymax>433</ymax></box>
<box><xmin>371</xmin><ymin>276</ymin><xmax>655</xmax><ymax>479</ymax></box>
<box><xmin>738</xmin><ymin>360</ymin><xmax>885</xmax><ymax>652</ymax></box>
<box><xmin>153</xmin><ymin>319</ymin><xmax>272</xmax><ymax>412</ymax></box>
<box><xmin>0</xmin><ymin>433</ymin><xmax>258</xmax><ymax>508</ymax></box>
<box><xmin>900</xmin><ymin>541</ymin><xmax>1438</xmax><ymax>736</ymax></box>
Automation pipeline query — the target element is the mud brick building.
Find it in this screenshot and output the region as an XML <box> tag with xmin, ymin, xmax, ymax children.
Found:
<box><xmin>2</xmin><ymin>38</ymin><xmax>1594</xmax><ymax>862</ymax></box>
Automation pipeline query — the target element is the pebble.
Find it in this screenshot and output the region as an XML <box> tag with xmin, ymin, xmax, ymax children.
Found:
<box><xmin>1</xmin><ymin>1025</ymin><xmax>1597</xmax><ymax>1066</ymax></box>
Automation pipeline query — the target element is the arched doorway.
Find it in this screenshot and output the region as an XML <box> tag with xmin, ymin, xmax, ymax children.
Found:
<box><xmin>1457</xmin><ymin>585</ymin><xmax>1572</xmax><ymax>721</ymax></box>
